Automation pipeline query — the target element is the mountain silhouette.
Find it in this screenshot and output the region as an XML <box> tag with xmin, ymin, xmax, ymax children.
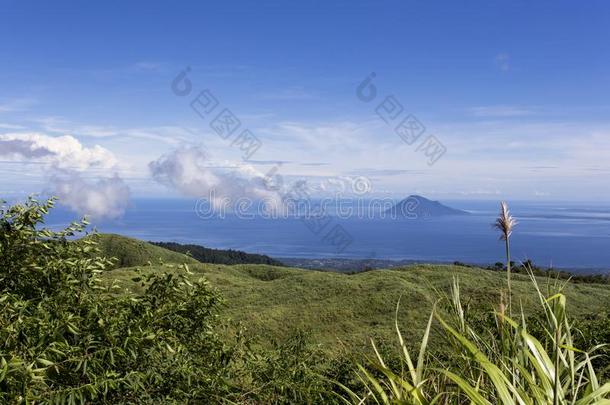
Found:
<box><xmin>385</xmin><ymin>195</ymin><xmax>470</xmax><ymax>218</ymax></box>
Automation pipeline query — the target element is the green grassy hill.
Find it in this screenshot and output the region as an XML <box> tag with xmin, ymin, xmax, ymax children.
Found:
<box><xmin>86</xmin><ymin>234</ymin><xmax>198</xmax><ymax>269</ymax></box>
<box><xmin>88</xmin><ymin>234</ymin><xmax>284</xmax><ymax>269</ymax></box>
<box><xmin>102</xmin><ymin>259</ymin><xmax>610</xmax><ymax>354</ymax></box>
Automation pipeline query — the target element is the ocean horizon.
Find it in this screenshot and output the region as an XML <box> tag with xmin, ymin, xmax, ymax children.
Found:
<box><xmin>41</xmin><ymin>197</ymin><xmax>610</xmax><ymax>274</ymax></box>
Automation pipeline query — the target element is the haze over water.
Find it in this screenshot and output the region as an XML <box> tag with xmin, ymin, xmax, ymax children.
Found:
<box><xmin>46</xmin><ymin>198</ymin><xmax>610</xmax><ymax>273</ymax></box>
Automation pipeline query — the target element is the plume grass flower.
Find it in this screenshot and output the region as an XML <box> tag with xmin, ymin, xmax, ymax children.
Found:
<box><xmin>494</xmin><ymin>201</ymin><xmax>517</xmax><ymax>313</ymax></box>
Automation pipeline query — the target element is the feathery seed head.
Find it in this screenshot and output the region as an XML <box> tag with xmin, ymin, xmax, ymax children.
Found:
<box><xmin>493</xmin><ymin>201</ymin><xmax>517</xmax><ymax>241</ymax></box>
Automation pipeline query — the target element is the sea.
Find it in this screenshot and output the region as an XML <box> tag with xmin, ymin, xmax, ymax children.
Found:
<box><xmin>43</xmin><ymin>198</ymin><xmax>610</xmax><ymax>274</ymax></box>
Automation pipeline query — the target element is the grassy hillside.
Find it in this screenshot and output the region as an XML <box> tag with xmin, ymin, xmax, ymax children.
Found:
<box><xmin>102</xmin><ymin>261</ymin><xmax>610</xmax><ymax>353</ymax></box>
<box><xmin>86</xmin><ymin>234</ymin><xmax>198</xmax><ymax>269</ymax></box>
<box><xmin>7</xmin><ymin>195</ymin><xmax>610</xmax><ymax>402</ymax></box>
<box><xmin>87</xmin><ymin>234</ymin><xmax>285</xmax><ymax>269</ymax></box>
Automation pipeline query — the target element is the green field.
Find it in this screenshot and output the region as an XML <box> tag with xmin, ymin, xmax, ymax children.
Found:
<box><xmin>100</xmin><ymin>235</ymin><xmax>610</xmax><ymax>353</ymax></box>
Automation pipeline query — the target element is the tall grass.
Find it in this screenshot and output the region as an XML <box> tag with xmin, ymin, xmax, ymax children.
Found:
<box><xmin>340</xmin><ymin>271</ymin><xmax>610</xmax><ymax>404</ymax></box>
<box><xmin>494</xmin><ymin>201</ymin><xmax>518</xmax><ymax>314</ymax></box>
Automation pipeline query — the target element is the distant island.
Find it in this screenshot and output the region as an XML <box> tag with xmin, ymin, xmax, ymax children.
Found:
<box><xmin>386</xmin><ymin>195</ymin><xmax>470</xmax><ymax>218</ymax></box>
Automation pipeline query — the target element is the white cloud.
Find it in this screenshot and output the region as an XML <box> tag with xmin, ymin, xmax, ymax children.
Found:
<box><xmin>0</xmin><ymin>131</ymin><xmax>132</xmax><ymax>216</ymax></box>
<box><xmin>0</xmin><ymin>132</ymin><xmax>117</xmax><ymax>170</ymax></box>
<box><xmin>3</xmin><ymin>110</ymin><xmax>610</xmax><ymax>201</ymax></box>
<box><xmin>51</xmin><ymin>173</ymin><xmax>130</xmax><ymax>219</ymax></box>
<box><xmin>149</xmin><ymin>145</ymin><xmax>280</xmax><ymax>209</ymax></box>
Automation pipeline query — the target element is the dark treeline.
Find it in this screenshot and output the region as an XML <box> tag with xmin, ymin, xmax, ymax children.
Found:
<box><xmin>151</xmin><ymin>241</ymin><xmax>284</xmax><ymax>266</ymax></box>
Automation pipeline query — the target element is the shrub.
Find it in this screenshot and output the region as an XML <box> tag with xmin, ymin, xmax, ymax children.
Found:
<box><xmin>0</xmin><ymin>197</ymin><xmax>234</xmax><ymax>403</ymax></box>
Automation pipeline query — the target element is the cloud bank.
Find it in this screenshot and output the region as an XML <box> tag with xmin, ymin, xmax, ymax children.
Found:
<box><xmin>0</xmin><ymin>132</ymin><xmax>117</xmax><ymax>170</ymax></box>
<box><xmin>0</xmin><ymin>132</ymin><xmax>130</xmax><ymax>218</ymax></box>
<box><xmin>51</xmin><ymin>173</ymin><xmax>130</xmax><ymax>219</ymax></box>
<box><xmin>149</xmin><ymin>146</ymin><xmax>280</xmax><ymax>210</ymax></box>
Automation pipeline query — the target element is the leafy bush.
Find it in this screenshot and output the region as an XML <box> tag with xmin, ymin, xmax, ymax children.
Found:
<box><xmin>0</xmin><ymin>198</ymin><xmax>235</xmax><ymax>403</ymax></box>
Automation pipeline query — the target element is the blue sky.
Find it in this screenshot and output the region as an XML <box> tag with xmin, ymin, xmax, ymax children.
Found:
<box><xmin>1</xmin><ymin>0</ymin><xmax>610</xmax><ymax>217</ymax></box>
